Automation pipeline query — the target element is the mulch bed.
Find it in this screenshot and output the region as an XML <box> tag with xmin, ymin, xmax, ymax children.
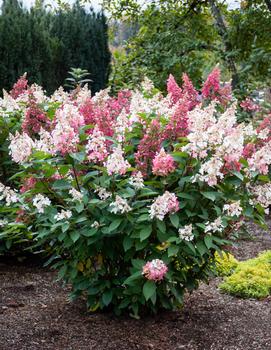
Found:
<box><xmin>0</xmin><ymin>223</ymin><xmax>271</xmax><ymax>350</ymax></box>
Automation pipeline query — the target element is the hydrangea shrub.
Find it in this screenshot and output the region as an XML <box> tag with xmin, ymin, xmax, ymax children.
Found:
<box><xmin>2</xmin><ymin>68</ymin><xmax>271</xmax><ymax>316</ymax></box>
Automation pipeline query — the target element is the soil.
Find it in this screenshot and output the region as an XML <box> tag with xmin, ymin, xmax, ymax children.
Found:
<box><xmin>0</xmin><ymin>223</ymin><xmax>271</xmax><ymax>350</ymax></box>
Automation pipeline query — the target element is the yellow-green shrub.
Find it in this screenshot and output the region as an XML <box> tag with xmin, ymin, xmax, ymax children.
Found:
<box><xmin>219</xmin><ymin>251</ymin><xmax>271</xmax><ymax>299</ymax></box>
<box><xmin>214</xmin><ymin>251</ymin><xmax>239</xmax><ymax>276</ymax></box>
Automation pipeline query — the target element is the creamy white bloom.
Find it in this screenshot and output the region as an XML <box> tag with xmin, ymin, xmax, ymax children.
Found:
<box><xmin>179</xmin><ymin>224</ymin><xmax>194</xmax><ymax>241</ymax></box>
<box><xmin>249</xmin><ymin>183</ymin><xmax>271</xmax><ymax>210</ymax></box>
<box><xmin>69</xmin><ymin>188</ymin><xmax>83</xmax><ymax>201</ymax></box>
<box><xmin>114</xmin><ymin>109</ymin><xmax>132</xmax><ymax>142</ymax></box>
<box><xmin>0</xmin><ymin>219</ymin><xmax>8</xmax><ymax>227</ymax></box>
<box><xmin>0</xmin><ymin>182</ymin><xmax>19</xmax><ymax>206</ymax></box>
<box><xmin>205</xmin><ymin>217</ymin><xmax>224</xmax><ymax>234</ymax></box>
<box><xmin>33</xmin><ymin>194</ymin><xmax>51</xmax><ymax>213</ymax></box>
<box><xmin>197</xmin><ymin>157</ymin><xmax>224</xmax><ymax>186</ymax></box>
<box><xmin>128</xmin><ymin>171</ymin><xmax>144</xmax><ymax>190</ymax></box>
<box><xmin>95</xmin><ymin>186</ymin><xmax>112</xmax><ymax>200</ymax></box>
<box><xmin>35</xmin><ymin>128</ymin><xmax>55</xmax><ymax>155</ymax></box>
<box><xmin>9</xmin><ymin>131</ymin><xmax>34</xmax><ymax>164</ymax></box>
<box><xmin>109</xmin><ymin>195</ymin><xmax>132</xmax><ymax>214</ymax></box>
<box><xmin>91</xmin><ymin>221</ymin><xmax>100</xmax><ymax>228</ymax></box>
<box><xmin>54</xmin><ymin>209</ymin><xmax>72</xmax><ymax>221</ymax></box>
<box><xmin>223</xmin><ymin>201</ymin><xmax>242</xmax><ymax>217</ymax></box>
<box><xmin>149</xmin><ymin>191</ymin><xmax>179</xmax><ymax>221</ymax></box>
<box><xmin>104</xmin><ymin>146</ymin><xmax>130</xmax><ymax>176</ymax></box>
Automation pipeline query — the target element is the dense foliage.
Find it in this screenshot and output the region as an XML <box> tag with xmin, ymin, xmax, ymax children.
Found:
<box><xmin>105</xmin><ymin>0</ymin><xmax>271</xmax><ymax>95</ymax></box>
<box><xmin>1</xmin><ymin>70</ymin><xmax>271</xmax><ymax>316</ymax></box>
<box><xmin>0</xmin><ymin>0</ymin><xmax>111</xmax><ymax>94</ymax></box>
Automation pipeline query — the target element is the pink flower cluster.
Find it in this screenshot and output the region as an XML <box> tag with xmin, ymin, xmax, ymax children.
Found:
<box><xmin>142</xmin><ymin>259</ymin><xmax>168</xmax><ymax>281</ymax></box>
<box><xmin>86</xmin><ymin>126</ymin><xmax>108</xmax><ymax>162</ymax></box>
<box><xmin>240</xmin><ymin>97</ymin><xmax>260</xmax><ymax>112</ymax></box>
<box><xmin>152</xmin><ymin>148</ymin><xmax>175</xmax><ymax>176</ymax></box>
<box><xmin>10</xmin><ymin>73</ymin><xmax>28</xmax><ymax>99</ymax></box>
<box><xmin>22</xmin><ymin>100</ymin><xmax>51</xmax><ymax>136</ymax></box>
<box><xmin>149</xmin><ymin>191</ymin><xmax>179</xmax><ymax>220</ymax></box>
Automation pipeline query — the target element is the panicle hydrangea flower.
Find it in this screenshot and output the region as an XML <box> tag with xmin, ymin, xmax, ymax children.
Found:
<box><xmin>95</xmin><ymin>186</ymin><xmax>112</xmax><ymax>200</ymax></box>
<box><xmin>54</xmin><ymin>209</ymin><xmax>72</xmax><ymax>221</ymax></box>
<box><xmin>142</xmin><ymin>259</ymin><xmax>168</xmax><ymax>281</ymax></box>
<box><xmin>197</xmin><ymin>157</ymin><xmax>224</xmax><ymax>186</ymax></box>
<box><xmin>202</xmin><ymin>67</ymin><xmax>231</xmax><ymax>105</ymax></box>
<box><xmin>249</xmin><ymin>183</ymin><xmax>271</xmax><ymax>214</ymax></box>
<box><xmin>114</xmin><ymin>109</ymin><xmax>132</xmax><ymax>142</ymax></box>
<box><xmin>9</xmin><ymin>73</ymin><xmax>28</xmax><ymax>99</ymax></box>
<box><xmin>109</xmin><ymin>195</ymin><xmax>131</xmax><ymax>214</ymax></box>
<box><xmin>247</xmin><ymin>141</ymin><xmax>271</xmax><ymax>175</ymax></box>
<box><xmin>20</xmin><ymin>177</ymin><xmax>37</xmax><ymax>193</ymax></box>
<box><xmin>128</xmin><ymin>171</ymin><xmax>144</xmax><ymax>190</ymax></box>
<box><xmin>35</xmin><ymin>128</ymin><xmax>56</xmax><ymax>155</ymax></box>
<box><xmin>51</xmin><ymin>122</ymin><xmax>79</xmax><ymax>155</ymax></box>
<box><xmin>104</xmin><ymin>146</ymin><xmax>130</xmax><ymax>176</ymax></box>
<box><xmin>33</xmin><ymin>194</ymin><xmax>51</xmax><ymax>213</ymax></box>
<box><xmin>69</xmin><ymin>188</ymin><xmax>83</xmax><ymax>201</ymax></box>
<box><xmin>0</xmin><ymin>90</ymin><xmax>20</xmax><ymax>113</ymax></box>
<box><xmin>91</xmin><ymin>221</ymin><xmax>100</xmax><ymax>229</ymax></box>
<box><xmin>240</xmin><ymin>97</ymin><xmax>260</xmax><ymax>112</ymax></box>
<box><xmin>149</xmin><ymin>191</ymin><xmax>179</xmax><ymax>221</ymax></box>
<box><xmin>9</xmin><ymin>131</ymin><xmax>34</xmax><ymax>164</ymax></box>
<box><xmin>178</xmin><ymin>224</ymin><xmax>194</xmax><ymax>241</ymax></box>
<box><xmin>152</xmin><ymin>148</ymin><xmax>176</xmax><ymax>176</ymax></box>
<box><xmin>205</xmin><ymin>217</ymin><xmax>224</xmax><ymax>234</ymax></box>
<box><xmin>86</xmin><ymin>126</ymin><xmax>108</xmax><ymax>162</ymax></box>
<box><xmin>55</xmin><ymin>103</ymin><xmax>85</xmax><ymax>132</ymax></box>
<box><xmin>0</xmin><ymin>182</ymin><xmax>19</xmax><ymax>206</ymax></box>
<box><xmin>22</xmin><ymin>101</ymin><xmax>50</xmax><ymax>136</ymax></box>
<box><xmin>167</xmin><ymin>74</ymin><xmax>183</xmax><ymax>104</ymax></box>
<box><xmin>223</xmin><ymin>201</ymin><xmax>242</xmax><ymax>217</ymax></box>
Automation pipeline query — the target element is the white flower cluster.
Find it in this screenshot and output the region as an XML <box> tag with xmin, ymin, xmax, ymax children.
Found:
<box><xmin>205</xmin><ymin>217</ymin><xmax>224</xmax><ymax>234</ymax></box>
<box><xmin>9</xmin><ymin>131</ymin><xmax>34</xmax><ymax>164</ymax></box>
<box><xmin>197</xmin><ymin>157</ymin><xmax>224</xmax><ymax>186</ymax></box>
<box><xmin>69</xmin><ymin>188</ymin><xmax>83</xmax><ymax>202</ymax></box>
<box><xmin>0</xmin><ymin>182</ymin><xmax>19</xmax><ymax>206</ymax></box>
<box><xmin>91</xmin><ymin>221</ymin><xmax>100</xmax><ymax>228</ymax></box>
<box><xmin>223</xmin><ymin>201</ymin><xmax>242</xmax><ymax>217</ymax></box>
<box><xmin>104</xmin><ymin>146</ymin><xmax>130</xmax><ymax>176</ymax></box>
<box><xmin>114</xmin><ymin>109</ymin><xmax>132</xmax><ymax>143</ymax></box>
<box><xmin>109</xmin><ymin>195</ymin><xmax>132</xmax><ymax>214</ymax></box>
<box><xmin>0</xmin><ymin>219</ymin><xmax>8</xmax><ymax>227</ymax></box>
<box><xmin>178</xmin><ymin>224</ymin><xmax>194</xmax><ymax>241</ymax></box>
<box><xmin>33</xmin><ymin>194</ymin><xmax>51</xmax><ymax>213</ymax></box>
<box><xmin>149</xmin><ymin>191</ymin><xmax>179</xmax><ymax>221</ymax></box>
<box><xmin>54</xmin><ymin>209</ymin><xmax>72</xmax><ymax>222</ymax></box>
<box><xmin>249</xmin><ymin>183</ymin><xmax>271</xmax><ymax>214</ymax></box>
<box><xmin>95</xmin><ymin>186</ymin><xmax>112</xmax><ymax>200</ymax></box>
<box><xmin>128</xmin><ymin>171</ymin><xmax>144</xmax><ymax>190</ymax></box>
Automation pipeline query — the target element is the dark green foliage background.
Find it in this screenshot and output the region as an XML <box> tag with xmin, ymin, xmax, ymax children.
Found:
<box><xmin>0</xmin><ymin>0</ymin><xmax>111</xmax><ymax>94</ymax></box>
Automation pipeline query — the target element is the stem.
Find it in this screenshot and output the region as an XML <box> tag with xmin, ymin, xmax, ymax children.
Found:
<box><xmin>72</xmin><ymin>163</ymin><xmax>81</xmax><ymax>192</ymax></box>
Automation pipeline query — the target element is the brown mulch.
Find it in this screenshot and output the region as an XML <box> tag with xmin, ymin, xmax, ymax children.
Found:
<box><xmin>0</xmin><ymin>223</ymin><xmax>271</xmax><ymax>350</ymax></box>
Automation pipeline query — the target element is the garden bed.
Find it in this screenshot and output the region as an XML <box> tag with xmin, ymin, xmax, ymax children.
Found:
<box><xmin>0</xmin><ymin>222</ymin><xmax>271</xmax><ymax>350</ymax></box>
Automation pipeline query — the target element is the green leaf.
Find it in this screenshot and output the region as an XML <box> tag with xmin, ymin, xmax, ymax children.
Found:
<box><xmin>201</xmin><ymin>191</ymin><xmax>218</xmax><ymax>201</ymax></box>
<box><xmin>70</xmin><ymin>152</ymin><xmax>85</xmax><ymax>163</ymax></box>
<box><xmin>168</xmin><ymin>244</ymin><xmax>179</xmax><ymax>257</ymax></box>
<box><xmin>70</xmin><ymin>231</ymin><xmax>80</xmax><ymax>243</ymax></box>
<box><xmin>156</xmin><ymin>220</ymin><xmax>166</xmax><ymax>233</ymax></box>
<box><xmin>139</xmin><ymin>225</ymin><xmax>152</xmax><ymax>241</ymax></box>
<box><xmin>102</xmin><ymin>290</ymin><xmax>113</xmax><ymax>306</ymax></box>
<box><xmin>52</xmin><ymin>179</ymin><xmax>71</xmax><ymax>190</ymax></box>
<box><xmin>143</xmin><ymin>280</ymin><xmax>156</xmax><ymax>301</ymax></box>
<box><xmin>108</xmin><ymin>218</ymin><xmax>122</xmax><ymax>232</ymax></box>
<box><xmin>169</xmin><ymin>213</ymin><xmax>179</xmax><ymax>228</ymax></box>
<box><xmin>204</xmin><ymin>235</ymin><xmax>213</xmax><ymax>249</ymax></box>
<box><xmin>123</xmin><ymin>236</ymin><xmax>133</xmax><ymax>251</ymax></box>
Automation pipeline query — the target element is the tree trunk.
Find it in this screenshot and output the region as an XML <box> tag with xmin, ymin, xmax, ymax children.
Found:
<box><xmin>207</xmin><ymin>0</ymin><xmax>239</xmax><ymax>89</ymax></box>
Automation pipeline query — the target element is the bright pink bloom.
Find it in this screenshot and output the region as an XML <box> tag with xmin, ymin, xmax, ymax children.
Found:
<box><xmin>181</xmin><ymin>73</ymin><xmax>199</xmax><ymax>110</ymax></box>
<box><xmin>163</xmin><ymin>101</ymin><xmax>189</xmax><ymax>141</ymax></box>
<box><xmin>10</xmin><ymin>74</ymin><xmax>28</xmax><ymax>99</ymax></box>
<box><xmin>142</xmin><ymin>259</ymin><xmax>168</xmax><ymax>281</ymax></box>
<box><xmin>135</xmin><ymin>119</ymin><xmax>164</xmax><ymax>175</ymax></box>
<box><xmin>22</xmin><ymin>101</ymin><xmax>51</xmax><ymax>136</ymax></box>
<box><xmin>242</xmin><ymin>143</ymin><xmax>256</xmax><ymax>159</ymax></box>
<box><xmin>167</xmin><ymin>74</ymin><xmax>182</xmax><ymax>104</ymax></box>
<box><xmin>152</xmin><ymin>148</ymin><xmax>176</xmax><ymax>176</ymax></box>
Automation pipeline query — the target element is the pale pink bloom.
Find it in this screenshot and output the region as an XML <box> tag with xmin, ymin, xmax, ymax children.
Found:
<box><xmin>51</xmin><ymin>122</ymin><xmax>79</xmax><ymax>155</ymax></box>
<box><xmin>55</xmin><ymin>103</ymin><xmax>85</xmax><ymax>132</ymax></box>
<box><xmin>9</xmin><ymin>131</ymin><xmax>34</xmax><ymax>164</ymax></box>
<box><xmin>197</xmin><ymin>157</ymin><xmax>224</xmax><ymax>186</ymax></box>
<box><xmin>240</xmin><ymin>97</ymin><xmax>260</xmax><ymax>112</ymax></box>
<box><xmin>114</xmin><ymin>109</ymin><xmax>132</xmax><ymax>142</ymax></box>
<box><xmin>149</xmin><ymin>191</ymin><xmax>179</xmax><ymax>220</ymax></box>
<box><xmin>142</xmin><ymin>259</ymin><xmax>168</xmax><ymax>281</ymax></box>
<box><xmin>152</xmin><ymin>148</ymin><xmax>176</xmax><ymax>176</ymax></box>
<box><xmin>35</xmin><ymin>128</ymin><xmax>55</xmax><ymax>155</ymax></box>
<box><xmin>223</xmin><ymin>201</ymin><xmax>242</xmax><ymax>217</ymax></box>
<box><xmin>249</xmin><ymin>183</ymin><xmax>271</xmax><ymax>210</ymax></box>
<box><xmin>109</xmin><ymin>195</ymin><xmax>131</xmax><ymax>214</ymax></box>
<box><xmin>86</xmin><ymin>126</ymin><xmax>108</xmax><ymax>162</ymax></box>
<box><xmin>104</xmin><ymin>146</ymin><xmax>130</xmax><ymax>176</ymax></box>
<box><xmin>248</xmin><ymin>141</ymin><xmax>271</xmax><ymax>175</ymax></box>
<box><xmin>129</xmin><ymin>171</ymin><xmax>144</xmax><ymax>190</ymax></box>
<box><xmin>0</xmin><ymin>182</ymin><xmax>19</xmax><ymax>206</ymax></box>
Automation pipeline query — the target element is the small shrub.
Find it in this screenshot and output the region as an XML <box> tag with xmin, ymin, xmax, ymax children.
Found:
<box><xmin>1</xmin><ymin>69</ymin><xmax>271</xmax><ymax>316</ymax></box>
<box><xmin>219</xmin><ymin>251</ymin><xmax>271</xmax><ymax>299</ymax></box>
<box><xmin>214</xmin><ymin>251</ymin><xmax>239</xmax><ymax>276</ymax></box>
